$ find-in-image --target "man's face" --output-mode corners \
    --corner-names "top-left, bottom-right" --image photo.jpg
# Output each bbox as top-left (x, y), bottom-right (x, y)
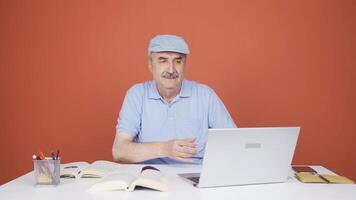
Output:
top-left (149, 51), bottom-right (186, 92)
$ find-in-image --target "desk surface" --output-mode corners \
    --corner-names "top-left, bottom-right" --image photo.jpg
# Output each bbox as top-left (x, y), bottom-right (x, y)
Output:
top-left (1, 164), bottom-right (355, 200)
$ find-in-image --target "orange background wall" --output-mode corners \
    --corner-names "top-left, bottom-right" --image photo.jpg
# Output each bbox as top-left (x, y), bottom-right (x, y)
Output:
top-left (0, 0), bottom-right (355, 185)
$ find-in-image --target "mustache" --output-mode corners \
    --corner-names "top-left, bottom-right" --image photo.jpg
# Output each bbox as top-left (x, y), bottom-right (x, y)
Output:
top-left (161, 71), bottom-right (179, 79)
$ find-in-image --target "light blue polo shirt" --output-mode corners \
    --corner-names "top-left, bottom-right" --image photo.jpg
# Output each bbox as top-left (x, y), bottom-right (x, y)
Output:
top-left (116, 79), bottom-right (236, 164)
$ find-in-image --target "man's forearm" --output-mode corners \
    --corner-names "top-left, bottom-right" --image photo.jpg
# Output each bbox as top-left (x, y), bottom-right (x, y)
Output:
top-left (112, 139), bottom-right (166, 163)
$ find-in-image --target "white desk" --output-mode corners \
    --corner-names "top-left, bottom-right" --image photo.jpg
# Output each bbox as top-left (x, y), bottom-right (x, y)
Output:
top-left (0, 165), bottom-right (355, 200)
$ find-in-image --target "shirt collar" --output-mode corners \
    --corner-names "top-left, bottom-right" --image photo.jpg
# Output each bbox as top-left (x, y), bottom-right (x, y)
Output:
top-left (148, 81), bottom-right (161, 99)
top-left (148, 79), bottom-right (191, 100)
top-left (179, 79), bottom-right (191, 98)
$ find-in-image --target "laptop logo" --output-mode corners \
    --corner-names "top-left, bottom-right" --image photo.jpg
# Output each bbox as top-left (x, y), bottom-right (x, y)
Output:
top-left (245, 143), bottom-right (262, 149)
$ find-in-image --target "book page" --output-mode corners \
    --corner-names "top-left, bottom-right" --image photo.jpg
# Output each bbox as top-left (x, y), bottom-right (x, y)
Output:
top-left (319, 174), bottom-right (355, 184)
top-left (60, 162), bottom-right (90, 178)
top-left (89, 173), bottom-right (137, 191)
top-left (80, 160), bottom-right (121, 178)
top-left (295, 172), bottom-right (327, 183)
top-left (128, 166), bottom-right (169, 192)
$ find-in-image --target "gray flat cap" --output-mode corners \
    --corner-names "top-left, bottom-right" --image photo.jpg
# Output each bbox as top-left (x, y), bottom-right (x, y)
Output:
top-left (148, 34), bottom-right (190, 55)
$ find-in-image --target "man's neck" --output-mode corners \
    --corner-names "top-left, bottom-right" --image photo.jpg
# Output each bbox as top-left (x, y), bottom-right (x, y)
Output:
top-left (157, 85), bottom-right (181, 103)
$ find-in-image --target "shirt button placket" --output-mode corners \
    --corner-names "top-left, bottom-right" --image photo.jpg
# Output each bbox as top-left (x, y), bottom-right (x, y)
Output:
top-left (168, 104), bottom-right (174, 120)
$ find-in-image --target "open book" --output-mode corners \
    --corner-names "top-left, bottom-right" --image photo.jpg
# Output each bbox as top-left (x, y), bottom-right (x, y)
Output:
top-left (295, 172), bottom-right (354, 184)
top-left (60, 160), bottom-right (121, 178)
top-left (293, 165), bottom-right (354, 184)
top-left (89, 166), bottom-right (169, 192)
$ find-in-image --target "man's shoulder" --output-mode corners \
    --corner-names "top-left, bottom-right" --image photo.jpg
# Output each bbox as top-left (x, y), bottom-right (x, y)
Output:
top-left (126, 81), bottom-right (152, 94)
top-left (185, 79), bottom-right (215, 94)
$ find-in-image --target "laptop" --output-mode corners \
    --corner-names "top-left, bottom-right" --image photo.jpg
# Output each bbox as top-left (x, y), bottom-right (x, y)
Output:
top-left (179, 127), bottom-right (300, 188)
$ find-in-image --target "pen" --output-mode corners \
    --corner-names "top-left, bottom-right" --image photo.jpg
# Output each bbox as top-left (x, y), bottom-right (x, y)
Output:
top-left (33, 153), bottom-right (45, 175)
top-left (55, 149), bottom-right (60, 160)
top-left (37, 148), bottom-right (46, 160)
top-left (37, 149), bottom-right (54, 180)
top-left (51, 151), bottom-right (55, 160)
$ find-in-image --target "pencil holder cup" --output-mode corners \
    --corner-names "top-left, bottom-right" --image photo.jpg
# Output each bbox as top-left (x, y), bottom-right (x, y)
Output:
top-left (33, 158), bottom-right (60, 185)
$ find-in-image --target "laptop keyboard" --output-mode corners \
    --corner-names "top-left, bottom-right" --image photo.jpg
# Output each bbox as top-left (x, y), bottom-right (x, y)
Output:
top-left (187, 176), bottom-right (200, 184)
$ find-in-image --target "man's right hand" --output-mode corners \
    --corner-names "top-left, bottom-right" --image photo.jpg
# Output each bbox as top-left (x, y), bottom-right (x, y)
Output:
top-left (161, 138), bottom-right (197, 163)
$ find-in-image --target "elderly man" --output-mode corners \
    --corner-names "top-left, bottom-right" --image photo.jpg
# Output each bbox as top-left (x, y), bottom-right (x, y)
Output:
top-left (112, 34), bottom-right (236, 164)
